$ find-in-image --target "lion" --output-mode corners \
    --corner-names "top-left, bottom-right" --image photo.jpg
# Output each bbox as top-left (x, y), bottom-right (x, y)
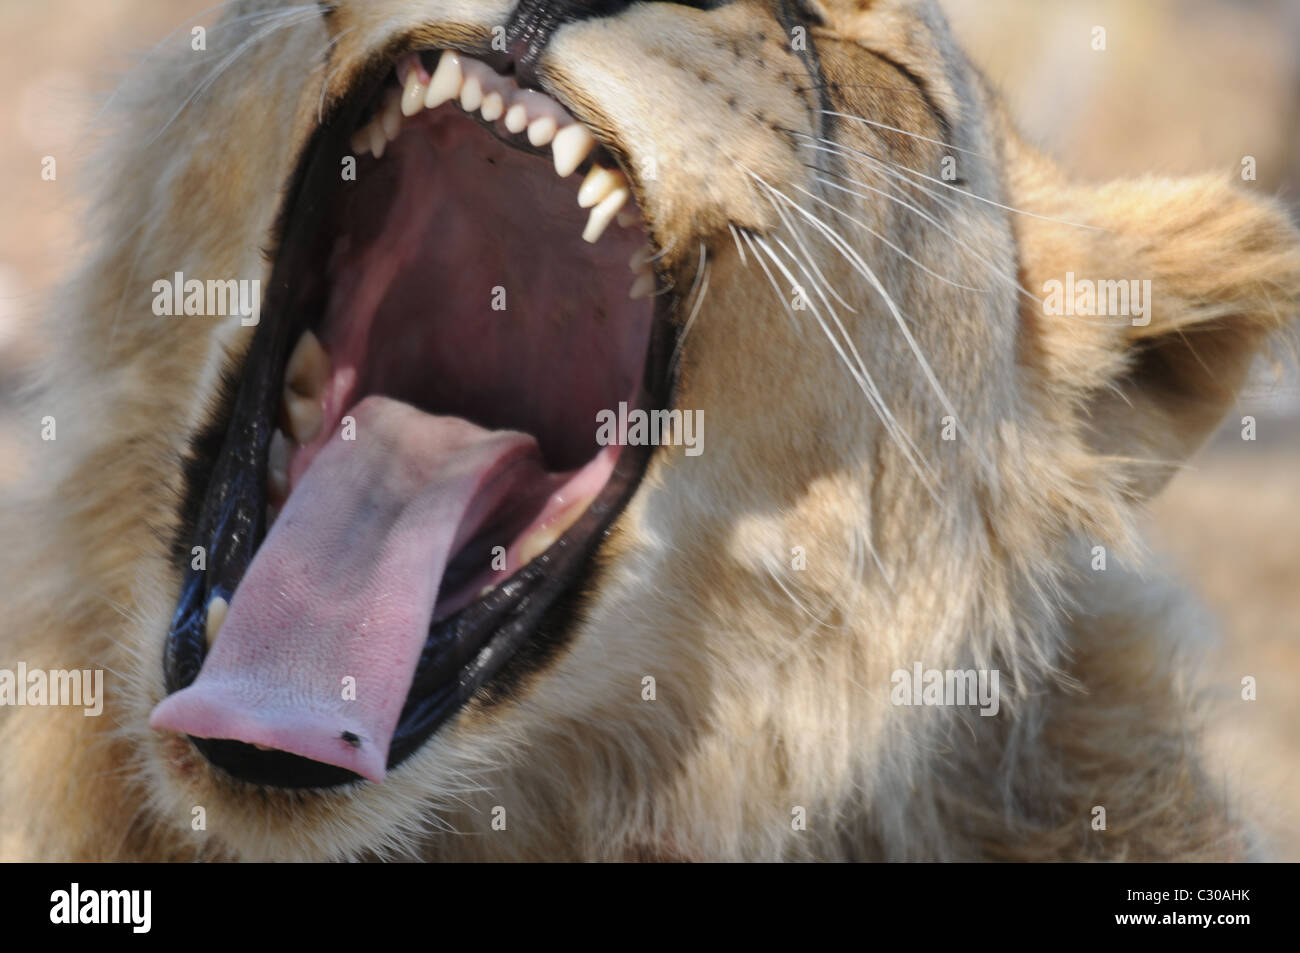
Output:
top-left (1, 0), bottom-right (1297, 862)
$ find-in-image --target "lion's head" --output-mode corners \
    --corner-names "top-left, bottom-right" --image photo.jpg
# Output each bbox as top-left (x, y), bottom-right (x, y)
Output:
top-left (3, 0), bottom-right (1298, 861)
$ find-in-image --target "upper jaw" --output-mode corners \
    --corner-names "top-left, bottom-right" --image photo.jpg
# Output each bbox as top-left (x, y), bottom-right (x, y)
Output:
top-left (348, 46), bottom-right (655, 268)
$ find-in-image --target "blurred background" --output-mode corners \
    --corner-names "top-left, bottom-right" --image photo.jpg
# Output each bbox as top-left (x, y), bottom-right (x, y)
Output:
top-left (943, 0), bottom-right (1300, 859)
top-left (0, 0), bottom-right (1295, 856)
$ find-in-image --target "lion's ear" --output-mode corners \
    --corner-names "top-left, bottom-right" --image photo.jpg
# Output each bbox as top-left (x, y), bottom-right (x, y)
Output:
top-left (1018, 173), bottom-right (1300, 499)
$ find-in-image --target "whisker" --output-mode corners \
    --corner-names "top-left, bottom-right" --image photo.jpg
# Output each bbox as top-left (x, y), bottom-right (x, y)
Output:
top-left (740, 175), bottom-right (936, 475)
top-left (94, 0), bottom-right (274, 121)
top-left (797, 174), bottom-right (992, 294)
top-left (746, 218), bottom-right (943, 500)
top-left (759, 188), bottom-right (858, 314)
top-left (746, 168), bottom-right (994, 478)
top-left (728, 223), bottom-right (749, 268)
top-left (808, 166), bottom-right (1036, 302)
top-left (791, 131), bottom-right (1107, 231)
top-left (669, 242), bottom-right (711, 379)
top-left (316, 27), bottom-right (359, 123)
top-left (820, 109), bottom-right (990, 160)
top-left (150, 6), bottom-right (322, 146)
top-left (763, 557), bottom-right (838, 628)
top-left (757, 224), bottom-right (942, 496)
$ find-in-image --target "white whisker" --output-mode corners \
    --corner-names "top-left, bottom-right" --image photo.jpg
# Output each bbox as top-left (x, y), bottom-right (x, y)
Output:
top-left (798, 174), bottom-right (992, 294)
top-left (669, 243), bottom-right (711, 379)
top-left (317, 27), bottom-right (359, 123)
top-left (809, 167), bottom-right (1036, 303)
top-left (793, 131), bottom-right (1106, 231)
top-left (820, 109), bottom-right (990, 159)
top-left (746, 168), bottom-right (994, 477)
top-left (150, 6), bottom-right (321, 146)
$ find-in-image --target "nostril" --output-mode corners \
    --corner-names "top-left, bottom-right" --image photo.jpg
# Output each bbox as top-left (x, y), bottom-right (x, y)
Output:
top-left (505, 0), bottom-right (560, 89)
top-left (508, 38), bottom-right (544, 91)
top-left (503, 0), bottom-right (639, 91)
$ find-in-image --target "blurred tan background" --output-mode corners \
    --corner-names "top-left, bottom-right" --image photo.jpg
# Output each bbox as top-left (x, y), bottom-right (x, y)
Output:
top-left (943, 0), bottom-right (1300, 860)
top-left (0, 0), bottom-right (1296, 856)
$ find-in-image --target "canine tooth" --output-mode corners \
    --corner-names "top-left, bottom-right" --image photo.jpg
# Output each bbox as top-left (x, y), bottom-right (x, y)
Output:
top-left (285, 393), bottom-right (323, 444)
top-left (401, 70), bottom-right (428, 117)
top-left (205, 596), bottom-right (228, 649)
top-left (268, 430), bottom-right (291, 499)
top-left (459, 76), bottom-right (483, 112)
top-left (286, 330), bottom-right (330, 398)
top-left (381, 92), bottom-right (403, 140)
top-left (583, 187), bottom-right (630, 244)
top-left (481, 91), bottom-right (504, 122)
top-left (527, 116), bottom-right (557, 147)
top-left (552, 124), bottom-right (595, 178)
top-left (629, 272), bottom-right (656, 300)
top-left (350, 128), bottom-right (371, 156)
top-left (504, 103), bottom-right (528, 134)
top-left (368, 123), bottom-right (387, 158)
top-left (424, 52), bottom-right (463, 109)
top-left (578, 165), bottom-right (623, 209)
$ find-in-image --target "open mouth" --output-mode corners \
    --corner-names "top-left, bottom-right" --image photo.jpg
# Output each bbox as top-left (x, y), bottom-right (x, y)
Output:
top-left (151, 49), bottom-right (674, 788)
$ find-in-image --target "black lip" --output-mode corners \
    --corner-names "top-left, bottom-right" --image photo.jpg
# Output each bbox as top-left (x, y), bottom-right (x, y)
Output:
top-left (162, 50), bottom-right (676, 789)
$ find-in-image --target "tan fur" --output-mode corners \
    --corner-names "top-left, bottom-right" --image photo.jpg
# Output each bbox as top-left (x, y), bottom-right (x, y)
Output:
top-left (2, 0), bottom-right (1297, 861)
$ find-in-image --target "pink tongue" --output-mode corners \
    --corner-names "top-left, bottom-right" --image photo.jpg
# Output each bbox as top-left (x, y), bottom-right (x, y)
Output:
top-left (150, 395), bottom-right (542, 782)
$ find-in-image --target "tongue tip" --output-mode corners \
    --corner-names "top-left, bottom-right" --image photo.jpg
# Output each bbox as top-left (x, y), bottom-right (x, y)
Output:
top-left (150, 688), bottom-right (389, 784)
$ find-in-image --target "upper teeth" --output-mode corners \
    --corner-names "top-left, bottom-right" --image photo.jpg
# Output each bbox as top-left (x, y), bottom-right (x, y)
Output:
top-left (352, 50), bottom-right (641, 249)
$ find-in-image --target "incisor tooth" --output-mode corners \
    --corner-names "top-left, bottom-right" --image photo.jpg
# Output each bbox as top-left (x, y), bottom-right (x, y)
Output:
top-left (285, 393), bottom-right (323, 444)
top-left (527, 116), bottom-right (557, 147)
top-left (583, 187), bottom-right (630, 244)
top-left (518, 505), bottom-right (586, 567)
top-left (368, 123), bottom-right (387, 159)
top-left (629, 272), bottom-right (656, 300)
top-left (551, 124), bottom-right (595, 178)
top-left (617, 208), bottom-right (640, 228)
top-left (424, 52), bottom-right (462, 109)
top-left (286, 330), bottom-right (331, 398)
top-left (401, 71), bottom-right (428, 117)
top-left (268, 430), bottom-right (291, 499)
top-left (481, 91), bottom-right (504, 122)
top-left (459, 76), bottom-right (483, 112)
top-left (504, 103), bottom-right (528, 134)
top-left (205, 596), bottom-right (228, 649)
top-left (578, 165), bottom-right (623, 209)
top-left (350, 128), bottom-right (371, 156)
